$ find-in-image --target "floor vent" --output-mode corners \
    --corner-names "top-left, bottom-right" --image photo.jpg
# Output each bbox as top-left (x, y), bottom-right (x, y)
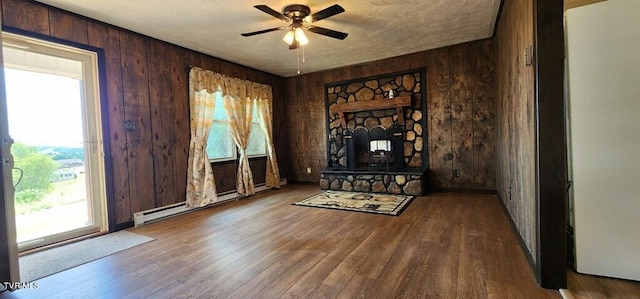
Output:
top-left (133, 179), bottom-right (287, 226)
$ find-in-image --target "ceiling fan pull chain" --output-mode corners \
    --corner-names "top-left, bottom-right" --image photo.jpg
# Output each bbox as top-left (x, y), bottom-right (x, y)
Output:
top-left (302, 45), bottom-right (306, 63)
top-left (297, 46), bottom-right (301, 74)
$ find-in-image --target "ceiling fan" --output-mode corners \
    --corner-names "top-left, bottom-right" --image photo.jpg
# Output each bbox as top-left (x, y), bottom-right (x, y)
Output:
top-left (241, 4), bottom-right (348, 50)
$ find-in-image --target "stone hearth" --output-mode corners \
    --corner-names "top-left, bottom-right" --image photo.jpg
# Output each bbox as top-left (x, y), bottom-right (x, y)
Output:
top-left (320, 169), bottom-right (426, 196)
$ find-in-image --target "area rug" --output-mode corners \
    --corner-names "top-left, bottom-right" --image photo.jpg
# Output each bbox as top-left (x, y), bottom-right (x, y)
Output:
top-left (20, 230), bottom-right (154, 282)
top-left (293, 190), bottom-right (414, 216)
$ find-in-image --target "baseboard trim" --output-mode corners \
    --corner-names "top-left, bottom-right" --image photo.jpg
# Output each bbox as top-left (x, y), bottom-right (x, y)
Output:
top-left (496, 192), bottom-right (537, 273)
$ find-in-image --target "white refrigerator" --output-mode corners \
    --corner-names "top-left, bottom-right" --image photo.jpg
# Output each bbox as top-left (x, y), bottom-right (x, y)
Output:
top-left (565, 0), bottom-right (640, 281)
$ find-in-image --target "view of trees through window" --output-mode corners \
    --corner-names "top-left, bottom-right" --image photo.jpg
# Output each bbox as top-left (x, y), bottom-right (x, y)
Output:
top-left (11, 142), bottom-right (84, 206)
top-left (206, 92), bottom-right (235, 161)
top-left (4, 67), bottom-right (87, 215)
top-left (206, 92), bottom-right (267, 161)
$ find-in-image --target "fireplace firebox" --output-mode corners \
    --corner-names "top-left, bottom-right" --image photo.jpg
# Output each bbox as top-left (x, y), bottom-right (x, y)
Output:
top-left (345, 125), bottom-right (404, 170)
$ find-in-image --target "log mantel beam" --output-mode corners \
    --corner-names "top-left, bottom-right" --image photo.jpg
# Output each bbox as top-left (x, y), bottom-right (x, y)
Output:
top-left (329, 96), bottom-right (412, 127)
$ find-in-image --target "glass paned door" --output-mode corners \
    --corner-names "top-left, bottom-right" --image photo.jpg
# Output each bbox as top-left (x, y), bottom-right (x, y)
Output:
top-left (2, 33), bottom-right (107, 251)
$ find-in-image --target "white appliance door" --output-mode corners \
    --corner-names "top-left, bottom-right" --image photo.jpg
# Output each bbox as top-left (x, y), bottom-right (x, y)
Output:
top-left (566, 0), bottom-right (640, 281)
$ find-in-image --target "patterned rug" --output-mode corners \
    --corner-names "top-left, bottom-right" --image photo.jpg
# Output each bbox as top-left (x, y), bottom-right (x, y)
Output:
top-left (293, 190), bottom-right (414, 216)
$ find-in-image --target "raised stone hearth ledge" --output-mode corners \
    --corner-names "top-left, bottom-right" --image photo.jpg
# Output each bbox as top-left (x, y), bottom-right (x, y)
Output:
top-left (320, 168), bottom-right (427, 196)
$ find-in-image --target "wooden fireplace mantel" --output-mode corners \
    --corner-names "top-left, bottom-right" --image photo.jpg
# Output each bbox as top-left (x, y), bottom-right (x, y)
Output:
top-left (329, 96), bottom-right (412, 128)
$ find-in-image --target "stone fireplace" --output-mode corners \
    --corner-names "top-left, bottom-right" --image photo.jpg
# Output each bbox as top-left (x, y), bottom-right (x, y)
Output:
top-left (321, 69), bottom-right (428, 196)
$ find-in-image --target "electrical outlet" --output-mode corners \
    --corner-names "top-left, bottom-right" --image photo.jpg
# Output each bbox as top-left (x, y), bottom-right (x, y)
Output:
top-left (306, 167), bottom-right (312, 174)
top-left (452, 169), bottom-right (461, 178)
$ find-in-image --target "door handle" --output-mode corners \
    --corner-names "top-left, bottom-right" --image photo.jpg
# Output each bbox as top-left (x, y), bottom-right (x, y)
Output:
top-left (12, 167), bottom-right (23, 188)
top-left (2, 136), bottom-right (14, 166)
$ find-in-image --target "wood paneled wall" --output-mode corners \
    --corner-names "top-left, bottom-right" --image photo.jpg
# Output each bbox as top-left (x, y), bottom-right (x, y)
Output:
top-left (284, 39), bottom-right (496, 191)
top-left (495, 0), bottom-right (538, 262)
top-left (0, 0), bottom-right (287, 227)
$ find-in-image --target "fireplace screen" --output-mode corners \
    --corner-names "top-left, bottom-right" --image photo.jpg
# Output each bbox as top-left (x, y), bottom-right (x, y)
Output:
top-left (344, 125), bottom-right (404, 170)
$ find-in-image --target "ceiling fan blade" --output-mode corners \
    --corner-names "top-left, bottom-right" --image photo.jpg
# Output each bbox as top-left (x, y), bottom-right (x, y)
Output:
top-left (241, 27), bottom-right (287, 37)
top-left (307, 26), bottom-right (348, 40)
top-left (311, 4), bottom-right (345, 22)
top-left (254, 5), bottom-right (291, 22)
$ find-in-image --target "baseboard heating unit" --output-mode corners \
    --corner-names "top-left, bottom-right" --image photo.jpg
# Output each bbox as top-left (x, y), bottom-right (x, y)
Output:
top-left (133, 179), bottom-right (287, 226)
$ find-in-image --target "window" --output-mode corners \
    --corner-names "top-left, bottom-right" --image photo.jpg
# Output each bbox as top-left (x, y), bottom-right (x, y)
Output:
top-left (205, 92), bottom-right (235, 161)
top-left (246, 100), bottom-right (267, 157)
top-left (205, 93), bottom-right (267, 161)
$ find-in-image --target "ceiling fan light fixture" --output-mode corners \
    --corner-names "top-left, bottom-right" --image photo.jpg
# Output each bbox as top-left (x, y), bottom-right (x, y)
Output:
top-left (282, 30), bottom-right (295, 45)
top-left (243, 3), bottom-right (347, 51)
top-left (295, 28), bottom-right (309, 45)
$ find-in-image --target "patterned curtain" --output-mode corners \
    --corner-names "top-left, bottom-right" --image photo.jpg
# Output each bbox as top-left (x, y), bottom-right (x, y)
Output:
top-left (186, 66), bottom-right (277, 201)
top-left (222, 77), bottom-right (255, 196)
top-left (186, 67), bottom-right (223, 207)
top-left (256, 90), bottom-right (280, 188)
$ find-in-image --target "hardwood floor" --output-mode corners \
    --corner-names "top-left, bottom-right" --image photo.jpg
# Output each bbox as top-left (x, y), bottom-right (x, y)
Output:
top-left (1, 185), bottom-right (560, 298)
top-left (567, 270), bottom-right (640, 298)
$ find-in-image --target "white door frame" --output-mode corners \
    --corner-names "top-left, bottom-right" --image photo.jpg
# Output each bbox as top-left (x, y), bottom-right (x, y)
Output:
top-left (0, 27), bottom-right (21, 289)
top-left (2, 32), bottom-right (108, 252)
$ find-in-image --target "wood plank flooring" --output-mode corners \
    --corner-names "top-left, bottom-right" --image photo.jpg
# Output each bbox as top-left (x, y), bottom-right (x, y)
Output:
top-left (1, 185), bottom-right (560, 298)
top-left (567, 270), bottom-right (640, 298)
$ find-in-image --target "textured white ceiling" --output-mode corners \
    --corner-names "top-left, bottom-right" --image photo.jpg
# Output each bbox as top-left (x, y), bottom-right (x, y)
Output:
top-left (35, 0), bottom-right (501, 78)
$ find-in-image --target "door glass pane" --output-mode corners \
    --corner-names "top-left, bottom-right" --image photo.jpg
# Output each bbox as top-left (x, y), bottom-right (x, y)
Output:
top-left (5, 68), bottom-right (91, 243)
